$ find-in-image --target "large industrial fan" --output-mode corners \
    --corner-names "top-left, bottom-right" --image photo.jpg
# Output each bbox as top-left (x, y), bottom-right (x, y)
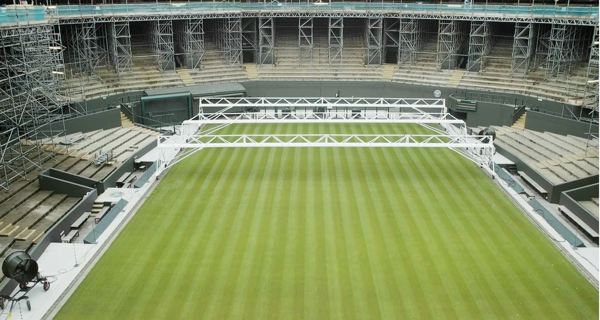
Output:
top-left (0, 251), bottom-right (50, 311)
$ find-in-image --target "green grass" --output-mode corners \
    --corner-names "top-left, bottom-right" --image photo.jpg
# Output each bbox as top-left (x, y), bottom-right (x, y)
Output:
top-left (57, 124), bottom-right (598, 319)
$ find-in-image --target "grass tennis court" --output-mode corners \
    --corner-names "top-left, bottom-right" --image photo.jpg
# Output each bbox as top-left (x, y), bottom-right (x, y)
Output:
top-left (57, 124), bottom-right (598, 319)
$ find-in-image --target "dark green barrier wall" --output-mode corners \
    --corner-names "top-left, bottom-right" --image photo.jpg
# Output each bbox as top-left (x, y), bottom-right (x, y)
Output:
top-left (525, 110), bottom-right (598, 138)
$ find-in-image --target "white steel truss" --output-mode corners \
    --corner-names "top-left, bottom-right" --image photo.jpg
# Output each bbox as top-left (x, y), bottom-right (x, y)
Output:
top-left (467, 21), bottom-right (491, 72)
top-left (152, 20), bottom-right (175, 71)
top-left (298, 17), bottom-right (314, 65)
top-left (156, 97), bottom-right (496, 172)
top-left (366, 17), bottom-right (383, 65)
top-left (512, 22), bottom-right (536, 75)
top-left (328, 17), bottom-right (344, 64)
top-left (258, 17), bottom-right (275, 65)
top-left (195, 97), bottom-right (446, 110)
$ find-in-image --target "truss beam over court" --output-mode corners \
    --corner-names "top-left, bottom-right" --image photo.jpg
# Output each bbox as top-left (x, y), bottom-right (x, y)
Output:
top-left (196, 97), bottom-right (446, 111)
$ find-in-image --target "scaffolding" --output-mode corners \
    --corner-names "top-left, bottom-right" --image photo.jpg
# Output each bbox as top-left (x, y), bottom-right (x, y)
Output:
top-left (533, 25), bottom-right (550, 70)
top-left (241, 18), bottom-right (257, 62)
top-left (546, 23), bottom-right (577, 78)
top-left (225, 18), bottom-right (243, 65)
top-left (365, 17), bottom-right (383, 65)
top-left (0, 25), bottom-right (67, 190)
top-left (152, 20), bottom-right (175, 72)
top-left (437, 20), bottom-right (466, 70)
top-left (71, 22), bottom-right (99, 76)
top-left (299, 17), bottom-right (314, 65)
top-left (383, 18), bottom-right (399, 64)
top-left (584, 27), bottom-right (599, 111)
top-left (183, 19), bottom-right (204, 70)
top-left (511, 22), bottom-right (536, 75)
top-left (107, 21), bottom-right (132, 75)
top-left (328, 17), bottom-right (344, 64)
top-left (399, 18), bottom-right (420, 65)
top-left (258, 17), bottom-right (275, 65)
top-left (466, 21), bottom-right (491, 72)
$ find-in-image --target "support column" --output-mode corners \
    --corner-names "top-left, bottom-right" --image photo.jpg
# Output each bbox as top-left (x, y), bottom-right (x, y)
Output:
top-left (226, 18), bottom-right (242, 65)
top-left (546, 23), bottom-right (577, 78)
top-left (511, 22), bottom-right (536, 75)
top-left (383, 18), bottom-right (399, 64)
top-left (152, 20), bottom-right (175, 72)
top-left (399, 18), bottom-right (420, 65)
top-left (467, 21), bottom-right (491, 72)
top-left (108, 21), bottom-right (132, 74)
top-left (183, 19), bottom-right (204, 70)
top-left (258, 17), bottom-right (275, 65)
top-left (242, 18), bottom-right (257, 62)
top-left (328, 17), bottom-right (343, 65)
top-left (299, 17), bottom-right (313, 64)
top-left (584, 27), bottom-right (599, 110)
top-left (365, 17), bottom-right (383, 65)
top-left (437, 20), bottom-right (459, 70)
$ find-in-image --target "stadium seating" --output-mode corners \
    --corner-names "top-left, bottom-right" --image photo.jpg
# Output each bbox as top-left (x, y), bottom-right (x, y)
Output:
top-left (493, 126), bottom-right (598, 185)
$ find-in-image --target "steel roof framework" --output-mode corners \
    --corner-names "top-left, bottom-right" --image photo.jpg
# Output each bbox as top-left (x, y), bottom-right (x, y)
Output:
top-left (157, 97), bottom-right (495, 172)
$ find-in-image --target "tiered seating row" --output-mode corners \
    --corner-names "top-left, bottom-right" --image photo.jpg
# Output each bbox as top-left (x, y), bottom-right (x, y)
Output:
top-left (493, 126), bottom-right (598, 185)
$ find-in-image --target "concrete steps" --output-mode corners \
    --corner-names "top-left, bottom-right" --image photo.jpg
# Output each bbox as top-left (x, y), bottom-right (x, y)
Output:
top-left (120, 112), bottom-right (134, 128)
top-left (512, 112), bottom-right (527, 130)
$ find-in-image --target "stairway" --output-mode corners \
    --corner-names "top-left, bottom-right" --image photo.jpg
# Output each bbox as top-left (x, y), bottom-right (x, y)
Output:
top-left (176, 69), bottom-right (195, 86)
top-left (382, 64), bottom-right (396, 80)
top-left (245, 64), bottom-right (258, 80)
top-left (448, 70), bottom-right (465, 88)
top-left (512, 112), bottom-right (527, 129)
top-left (120, 111), bottom-right (134, 128)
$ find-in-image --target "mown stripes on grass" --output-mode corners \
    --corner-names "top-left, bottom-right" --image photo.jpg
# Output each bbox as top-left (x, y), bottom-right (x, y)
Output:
top-left (57, 124), bottom-right (598, 320)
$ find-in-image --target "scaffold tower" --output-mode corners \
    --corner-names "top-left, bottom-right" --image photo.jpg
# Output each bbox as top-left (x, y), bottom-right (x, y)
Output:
top-left (0, 25), bottom-right (67, 190)
top-left (152, 20), bottom-right (175, 72)
top-left (299, 17), bottom-right (314, 65)
top-left (225, 18), bottom-right (243, 65)
top-left (466, 21), bottom-right (491, 72)
top-left (328, 17), bottom-right (344, 64)
top-left (366, 17), bottom-right (383, 65)
top-left (183, 19), bottom-right (205, 70)
top-left (512, 22), bottom-right (536, 75)
top-left (398, 18), bottom-right (420, 65)
top-left (584, 26), bottom-right (599, 111)
top-left (107, 21), bottom-right (132, 75)
top-left (258, 17), bottom-right (275, 65)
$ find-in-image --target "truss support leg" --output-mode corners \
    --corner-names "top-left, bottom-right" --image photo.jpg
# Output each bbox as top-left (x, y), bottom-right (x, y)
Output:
top-left (328, 17), bottom-right (343, 65)
top-left (108, 21), bottom-right (132, 74)
top-left (258, 17), bottom-right (275, 65)
top-left (152, 20), bottom-right (175, 72)
top-left (365, 17), bottom-right (383, 65)
top-left (467, 21), bottom-right (491, 72)
top-left (511, 22), bottom-right (536, 75)
top-left (299, 17), bottom-right (313, 65)
top-left (225, 18), bottom-right (242, 65)
top-left (183, 19), bottom-right (204, 70)
top-left (399, 18), bottom-right (420, 65)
